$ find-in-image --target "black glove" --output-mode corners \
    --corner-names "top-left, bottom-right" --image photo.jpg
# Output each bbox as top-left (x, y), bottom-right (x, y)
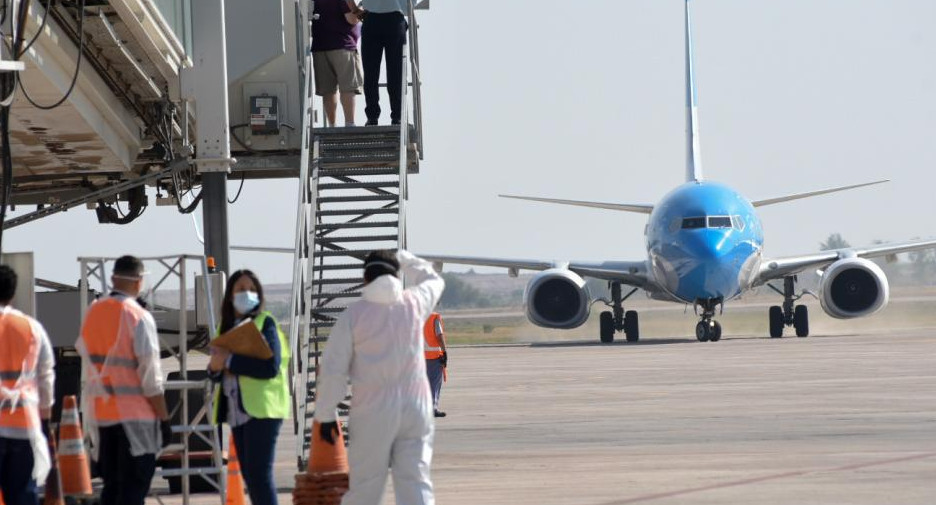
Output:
top-left (160, 420), bottom-right (173, 448)
top-left (319, 421), bottom-right (340, 445)
top-left (439, 351), bottom-right (448, 367)
top-left (41, 421), bottom-right (53, 443)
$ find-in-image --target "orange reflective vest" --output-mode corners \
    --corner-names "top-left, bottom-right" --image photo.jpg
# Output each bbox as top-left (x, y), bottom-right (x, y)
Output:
top-left (423, 313), bottom-right (444, 360)
top-left (0, 309), bottom-right (41, 434)
top-left (79, 297), bottom-right (158, 423)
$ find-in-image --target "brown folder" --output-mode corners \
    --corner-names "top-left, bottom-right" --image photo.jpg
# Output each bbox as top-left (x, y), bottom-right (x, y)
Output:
top-left (210, 319), bottom-right (273, 360)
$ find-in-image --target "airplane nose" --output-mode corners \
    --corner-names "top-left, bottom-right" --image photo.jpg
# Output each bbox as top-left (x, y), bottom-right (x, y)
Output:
top-left (683, 229), bottom-right (732, 260)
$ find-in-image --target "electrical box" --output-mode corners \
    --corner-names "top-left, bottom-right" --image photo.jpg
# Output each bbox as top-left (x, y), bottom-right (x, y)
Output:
top-left (250, 94), bottom-right (279, 135)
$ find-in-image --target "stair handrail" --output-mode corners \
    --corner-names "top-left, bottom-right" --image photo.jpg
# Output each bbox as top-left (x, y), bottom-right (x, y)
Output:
top-left (398, 50), bottom-right (410, 250)
top-left (288, 0), bottom-right (316, 450)
top-left (407, 0), bottom-right (424, 158)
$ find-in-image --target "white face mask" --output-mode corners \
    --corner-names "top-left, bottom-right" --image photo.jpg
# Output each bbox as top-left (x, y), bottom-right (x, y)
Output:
top-left (233, 291), bottom-right (260, 314)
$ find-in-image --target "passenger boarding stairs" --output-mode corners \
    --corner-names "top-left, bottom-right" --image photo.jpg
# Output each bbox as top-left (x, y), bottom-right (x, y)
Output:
top-left (288, 0), bottom-right (426, 470)
top-left (290, 125), bottom-right (418, 468)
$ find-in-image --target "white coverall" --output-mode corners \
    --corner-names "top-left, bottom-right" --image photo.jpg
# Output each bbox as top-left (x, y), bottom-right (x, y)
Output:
top-left (315, 251), bottom-right (445, 505)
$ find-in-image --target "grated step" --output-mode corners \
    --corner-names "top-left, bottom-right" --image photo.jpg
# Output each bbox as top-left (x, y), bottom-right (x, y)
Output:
top-left (311, 306), bottom-right (347, 313)
top-left (309, 292), bottom-right (362, 300)
top-left (317, 208), bottom-right (398, 217)
top-left (312, 249), bottom-right (374, 258)
top-left (318, 181), bottom-right (399, 190)
top-left (317, 221), bottom-right (398, 230)
top-left (311, 263), bottom-right (364, 271)
top-left (319, 167), bottom-right (400, 177)
top-left (315, 235), bottom-right (398, 243)
top-left (312, 277), bottom-right (364, 285)
top-left (318, 195), bottom-right (398, 203)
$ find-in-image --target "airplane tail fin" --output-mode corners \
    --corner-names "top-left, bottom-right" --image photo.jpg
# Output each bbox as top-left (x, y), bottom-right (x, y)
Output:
top-left (751, 180), bottom-right (889, 207)
top-left (500, 195), bottom-right (654, 214)
top-left (685, 0), bottom-right (703, 183)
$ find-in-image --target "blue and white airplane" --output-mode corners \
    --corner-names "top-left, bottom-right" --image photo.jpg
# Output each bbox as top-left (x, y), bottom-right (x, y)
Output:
top-left (425, 0), bottom-right (936, 343)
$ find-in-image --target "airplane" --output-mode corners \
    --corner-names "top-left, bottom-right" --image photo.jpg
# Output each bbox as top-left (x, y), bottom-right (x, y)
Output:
top-left (423, 0), bottom-right (936, 343)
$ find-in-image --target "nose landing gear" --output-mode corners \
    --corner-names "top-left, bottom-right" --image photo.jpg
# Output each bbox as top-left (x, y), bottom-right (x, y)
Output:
top-left (695, 298), bottom-right (723, 342)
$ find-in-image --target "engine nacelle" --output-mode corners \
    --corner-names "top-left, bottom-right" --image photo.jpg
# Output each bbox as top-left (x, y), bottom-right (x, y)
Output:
top-left (819, 258), bottom-right (889, 319)
top-left (523, 269), bottom-right (591, 329)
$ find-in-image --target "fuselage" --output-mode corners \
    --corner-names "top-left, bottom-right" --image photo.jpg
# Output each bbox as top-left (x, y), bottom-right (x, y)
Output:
top-left (646, 181), bottom-right (764, 305)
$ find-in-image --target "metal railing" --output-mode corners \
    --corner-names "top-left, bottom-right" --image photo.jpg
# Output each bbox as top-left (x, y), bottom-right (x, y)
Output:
top-left (407, 0), bottom-right (424, 158)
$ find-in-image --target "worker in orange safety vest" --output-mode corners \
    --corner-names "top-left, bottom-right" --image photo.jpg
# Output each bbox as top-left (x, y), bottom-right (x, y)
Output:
top-left (75, 255), bottom-right (171, 505)
top-left (0, 264), bottom-right (55, 505)
top-left (423, 312), bottom-right (448, 418)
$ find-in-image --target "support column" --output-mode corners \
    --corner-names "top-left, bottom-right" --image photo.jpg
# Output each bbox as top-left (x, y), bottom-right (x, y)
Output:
top-left (190, 0), bottom-right (234, 273)
top-left (202, 174), bottom-right (230, 273)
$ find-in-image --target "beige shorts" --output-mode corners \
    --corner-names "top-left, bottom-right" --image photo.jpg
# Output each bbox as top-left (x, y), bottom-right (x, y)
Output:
top-left (313, 49), bottom-right (364, 96)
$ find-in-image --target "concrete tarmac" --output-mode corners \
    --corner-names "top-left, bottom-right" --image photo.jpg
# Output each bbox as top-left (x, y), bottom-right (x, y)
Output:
top-left (150, 329), bottom-right (936, 504)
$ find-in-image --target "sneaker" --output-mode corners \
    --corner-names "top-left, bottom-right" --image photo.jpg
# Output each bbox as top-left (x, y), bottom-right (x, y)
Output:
top-left (365, 119), bottom-right (379, 126)
top-left (434, 410), bottom-right (447, 418)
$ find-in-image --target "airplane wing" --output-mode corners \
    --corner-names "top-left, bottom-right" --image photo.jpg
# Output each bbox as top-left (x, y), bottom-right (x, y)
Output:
top-left (422, 254), bottom-right (655, 290)
top-left (756, 238), bottom-right (936, 285)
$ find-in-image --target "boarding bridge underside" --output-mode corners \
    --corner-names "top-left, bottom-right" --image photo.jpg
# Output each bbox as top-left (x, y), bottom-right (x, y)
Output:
top-left (1, 0), bottom-right (429, 474)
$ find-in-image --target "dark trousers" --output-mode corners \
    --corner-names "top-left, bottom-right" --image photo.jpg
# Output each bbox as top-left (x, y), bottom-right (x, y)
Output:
top-left (0, 437), bottom-right (37, 505)
top-left (232, 418), bottom-right (283, 505)
top-left (426, 358), bottom-right (444, 410)
top-left (98, 425), bottom-right (156, 505)
top-left (361, 12), bottom-right (408, 123)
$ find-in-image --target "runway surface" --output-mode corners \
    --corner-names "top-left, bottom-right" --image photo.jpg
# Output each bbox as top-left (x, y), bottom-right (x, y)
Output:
top-left (150, 329), bottom-right (936, 504)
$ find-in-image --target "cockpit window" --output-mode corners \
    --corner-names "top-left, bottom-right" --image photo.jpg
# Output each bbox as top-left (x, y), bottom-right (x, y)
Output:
top-left (708, 216), bottom-right (733, 228)
top-left (681, 217), bottom-right (706, 229)
top-left (733, 215), bottom-right (745, 231)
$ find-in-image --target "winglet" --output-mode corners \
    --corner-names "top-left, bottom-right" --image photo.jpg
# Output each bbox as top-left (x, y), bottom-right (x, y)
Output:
top-left (751, 180), bottom-right (889, 208)
top-left (499, 195), bottom-right (654, 214)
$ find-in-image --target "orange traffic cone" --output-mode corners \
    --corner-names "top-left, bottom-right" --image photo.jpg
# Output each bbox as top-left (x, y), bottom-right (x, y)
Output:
top-left (43, 427), bottom-right (65, 505)
top-left (308, 420), bottom-right (348, 474)
top-left (293, 421), bottom-right (349, 505)
top-left (57, 396), bottom-right (92, 497)
top-left (226, 435), bottom-right (247, 505)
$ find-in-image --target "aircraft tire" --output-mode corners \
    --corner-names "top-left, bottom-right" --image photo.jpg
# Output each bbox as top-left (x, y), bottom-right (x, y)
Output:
top-left (695, 321), bottom-right (710, 342)
top-left (794, 305), bottom-right (809, 338)
top-left (710, 321), bottom-right (722, 342)
top-left (624, 311), bottom-right (639, 342)
top-left (600, 311), bottom-right (614, 343)
top-left (769, 306), bottom-right (784, 338)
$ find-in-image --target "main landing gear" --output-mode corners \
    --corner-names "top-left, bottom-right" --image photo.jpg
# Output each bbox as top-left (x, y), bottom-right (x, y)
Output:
top-left (695, 298), bottom-right (722, 342)
top-left (599, 282), bottom-right (640, 344)
top-left (767, 276), bottom-right (810, 338)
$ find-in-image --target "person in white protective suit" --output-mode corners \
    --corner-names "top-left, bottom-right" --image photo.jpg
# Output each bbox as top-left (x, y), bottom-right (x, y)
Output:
top-left (315, 250), bottom-right (445, 505)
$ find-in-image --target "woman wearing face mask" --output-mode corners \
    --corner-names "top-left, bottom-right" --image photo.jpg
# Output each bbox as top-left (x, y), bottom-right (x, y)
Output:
top-left (208, 269), bottom-right (290, 505)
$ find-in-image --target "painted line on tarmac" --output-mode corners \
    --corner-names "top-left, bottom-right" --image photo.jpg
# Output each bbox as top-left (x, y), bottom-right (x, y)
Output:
top-left (601, 451), bottom-right (936, 504)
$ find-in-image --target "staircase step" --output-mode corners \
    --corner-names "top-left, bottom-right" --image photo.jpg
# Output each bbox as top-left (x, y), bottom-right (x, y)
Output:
top-left (311, 263), bottom-right (364, 271)
top-left (317, 208), bottom-right (398, 217)
top-left (312, 249), bottom-right (373, 258)
top-left (309, 292), bottom-right (362, 300)
top-left (311, 306), bottom-right (347, 313)
top-left (317, 221), bottom-right (398, 230)
top-left (320, 167), bottom-right (400, 177)
top-left (318, 181), bottom-right (399, 190)
top-left (312, 277), bottom-right (364, 285)
top-left (318, 195), bottom-right (399, 203)
top-left (316, 235), bottom-right (398, 243)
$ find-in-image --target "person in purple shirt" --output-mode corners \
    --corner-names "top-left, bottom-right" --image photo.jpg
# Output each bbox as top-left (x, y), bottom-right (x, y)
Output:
top-left (312, 0), bottom-right (365, 127)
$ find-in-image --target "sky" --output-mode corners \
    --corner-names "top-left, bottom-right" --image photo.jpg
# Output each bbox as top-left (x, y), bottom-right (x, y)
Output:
top-left (5, 0), bottom-right (936, 287)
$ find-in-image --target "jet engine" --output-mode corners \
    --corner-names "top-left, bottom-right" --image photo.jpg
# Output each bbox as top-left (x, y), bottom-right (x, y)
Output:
top-left (524, 269), bottom-right (591, 329)
top-left (819, 258), bottom-right (889, 319)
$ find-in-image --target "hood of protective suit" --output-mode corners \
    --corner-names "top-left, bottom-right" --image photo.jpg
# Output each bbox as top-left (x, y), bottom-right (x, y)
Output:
top-left (361, 274), bottom-right (403, 305)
